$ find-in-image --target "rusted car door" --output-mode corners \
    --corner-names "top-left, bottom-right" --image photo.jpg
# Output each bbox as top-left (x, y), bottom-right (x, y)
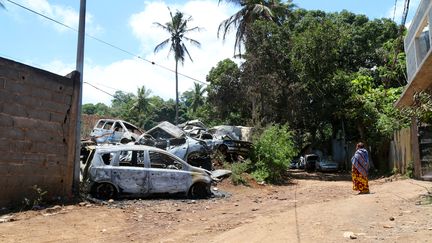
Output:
top-left (111, 150), bottom-right (149, 195)
top-left (147, 151), bottom-right (190, 194)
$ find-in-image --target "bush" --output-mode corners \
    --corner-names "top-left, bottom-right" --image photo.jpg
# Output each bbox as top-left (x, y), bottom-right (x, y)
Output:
top-left (251, 124), bottom-right (298, 183)
top-left (405, 160), bottom-right (414, 178)
top-left (225, 160), bottom-right (251, 185)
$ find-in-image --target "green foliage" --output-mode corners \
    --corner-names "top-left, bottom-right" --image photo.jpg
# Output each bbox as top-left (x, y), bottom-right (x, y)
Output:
top-left (225, 160), bottom-right (251, 185)
top-left (206, 59), bottom-right (249, 125)
top-left (82, 103), bottom-right (110, 116)
top-left (405, 160), bottom-right (414, 178)
top-left (346, 72), bottom-right (408, 146)
top-left (402, 91), bottom-right (432, 124)
top-left (251, 124), bottom-right (297, 183)
top-left (22, 185), bottom-right (47, 210)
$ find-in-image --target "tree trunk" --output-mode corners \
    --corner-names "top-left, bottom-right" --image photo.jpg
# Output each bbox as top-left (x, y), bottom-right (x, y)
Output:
top-left (175, 60), bottom-right (179, 125)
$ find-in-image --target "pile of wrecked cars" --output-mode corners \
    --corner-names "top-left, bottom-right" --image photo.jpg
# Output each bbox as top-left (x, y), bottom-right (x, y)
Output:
top-left (80, 119), bottom-right (252, 200)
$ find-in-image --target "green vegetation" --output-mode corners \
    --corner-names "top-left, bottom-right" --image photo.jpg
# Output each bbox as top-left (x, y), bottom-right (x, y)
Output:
top-left (22, 185), bottom-right (47, 210)
top-left (405, 160), bottom-right (414, 178)
top-left (225, 160), bottom-right (252, 186)
top-left (82, 8), bottom-right (411, 180)
top-left (251, 124), bottom-right (297, 183)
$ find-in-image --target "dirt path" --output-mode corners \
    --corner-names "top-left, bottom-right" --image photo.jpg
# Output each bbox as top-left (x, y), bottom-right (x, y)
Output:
top-left (0, 173), bottom-right (431, 243)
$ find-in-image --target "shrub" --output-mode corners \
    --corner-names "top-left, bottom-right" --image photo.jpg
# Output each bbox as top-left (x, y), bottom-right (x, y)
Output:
top-left (405, 160), bottom-right (414, 178)
top-left (227, 160), bottom-right (251, 185)
top-left (251, 124), bottom-right (298, 183)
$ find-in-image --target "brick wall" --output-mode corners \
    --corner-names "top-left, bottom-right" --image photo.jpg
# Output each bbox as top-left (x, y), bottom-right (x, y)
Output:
top-left (0, 57), bottom-right (80, 207)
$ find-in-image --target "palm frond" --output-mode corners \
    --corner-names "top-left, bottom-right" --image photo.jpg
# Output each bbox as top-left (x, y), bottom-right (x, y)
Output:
top-left (182, 43), bottom-right (193, 63)
top-left (186, 26), bottom-right (202, 32)
top-left (153, 22), bottom-right (170, 32)
top-left (154, 38), bottom-right (170, 53)
top-left (184, 37), bottom-right (201, 48)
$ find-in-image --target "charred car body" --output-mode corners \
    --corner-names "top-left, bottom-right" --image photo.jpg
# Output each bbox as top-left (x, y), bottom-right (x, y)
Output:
top-left (80, 144), bottom-right (230, 199)
top-left (90, 119), bottom-right (143, 144)
top-left (179, 121), bottom-right (253, 161)
top-left (138, 121), bottom-right (213, 170)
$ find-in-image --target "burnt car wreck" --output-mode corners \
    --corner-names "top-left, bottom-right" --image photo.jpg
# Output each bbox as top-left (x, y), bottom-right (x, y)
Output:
top-left (79, 119), bottom-right (257, 200)
top-left (138, 121), bottom-right (213, 170)
top-left (90, 119), bottom-right (143, 144)
top-left (80, 144), bottom-right (231, 199)
top-left (179, 121), bottom-right (253, 161)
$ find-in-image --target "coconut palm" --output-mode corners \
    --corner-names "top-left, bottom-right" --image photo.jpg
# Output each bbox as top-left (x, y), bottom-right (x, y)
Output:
top-left (130, 86), bottom-right (152, 128)
top-left (154, 9), bottom-right (202, 124)
top-left (190, 83), bottom-right (206, 112)
top-left (131, 86), bottom-right (152, 114)
top-left (218, 0), bottom-right (294, 56)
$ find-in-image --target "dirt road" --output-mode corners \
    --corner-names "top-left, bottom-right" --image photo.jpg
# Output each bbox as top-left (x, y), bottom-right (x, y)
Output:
top-left (0, 172), bottom-right (431, 242)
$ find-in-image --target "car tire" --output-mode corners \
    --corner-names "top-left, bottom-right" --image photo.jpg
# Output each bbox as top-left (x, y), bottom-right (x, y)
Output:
top-left (92, 183), bottom-right (117, 200)
top-left (189, 182), bottom-right (209, 199)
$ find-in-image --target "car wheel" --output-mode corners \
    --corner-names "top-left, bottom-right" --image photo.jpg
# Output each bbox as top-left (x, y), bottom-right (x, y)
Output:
top-left (189, 182), bottom-right (209, 199)
top-left (92, 183), bottom-right (117, 200)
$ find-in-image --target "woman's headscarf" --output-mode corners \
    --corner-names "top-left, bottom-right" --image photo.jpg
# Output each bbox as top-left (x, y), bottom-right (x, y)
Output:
top-left (352, 148), bottom-right (369, 177)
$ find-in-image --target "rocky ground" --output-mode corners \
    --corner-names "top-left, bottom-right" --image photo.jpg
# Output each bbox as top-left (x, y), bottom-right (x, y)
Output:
top-left (0, 171), bottom-right (431, 243)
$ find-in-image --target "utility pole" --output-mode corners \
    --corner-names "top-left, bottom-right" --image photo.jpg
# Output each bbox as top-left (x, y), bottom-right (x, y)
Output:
top-left (73, 0), bottom-right (86, 194)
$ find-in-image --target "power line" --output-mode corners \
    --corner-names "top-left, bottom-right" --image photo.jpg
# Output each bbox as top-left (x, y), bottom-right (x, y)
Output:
top-left (83, 81), bottom-right (116, 98)
top-left (5, 0), bottom-right (209, 86)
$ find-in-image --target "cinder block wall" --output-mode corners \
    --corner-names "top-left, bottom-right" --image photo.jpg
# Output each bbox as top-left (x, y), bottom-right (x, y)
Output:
top-left (0, 57), bottom-right (80, 207)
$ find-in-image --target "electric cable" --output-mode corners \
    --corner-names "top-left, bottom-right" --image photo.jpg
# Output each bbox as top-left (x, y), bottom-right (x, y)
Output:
top-left (5, 0), bottom-right (209, 85)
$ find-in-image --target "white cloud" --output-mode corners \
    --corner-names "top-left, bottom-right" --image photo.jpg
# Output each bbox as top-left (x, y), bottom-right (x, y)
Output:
top-left (21, 0), bottom-right (103, 34)
top-left (42, 0), bottom-right (240, 106)
top-left (126, 0), bottom-right (239, 96)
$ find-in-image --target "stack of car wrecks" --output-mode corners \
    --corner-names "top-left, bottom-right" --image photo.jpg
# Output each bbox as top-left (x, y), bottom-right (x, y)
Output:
top-left (80, 119), bottom-right (253, 200)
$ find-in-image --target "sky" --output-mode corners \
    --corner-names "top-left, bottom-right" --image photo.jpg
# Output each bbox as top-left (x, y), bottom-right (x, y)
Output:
top-left (0, 0), bottom-right (421, 105)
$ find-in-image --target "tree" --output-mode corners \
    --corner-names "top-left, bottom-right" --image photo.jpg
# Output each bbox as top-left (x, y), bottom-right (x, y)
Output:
top-left (218, 0), bottom-right (294, 56)
top-left (130, 86), bottom-right (152, 128)
top-left (154, 9), bottom-right (202, 125)
top-left (189, 83), bottom-right (206, 112)
top-left (207, 59), bottom-right (249, 124)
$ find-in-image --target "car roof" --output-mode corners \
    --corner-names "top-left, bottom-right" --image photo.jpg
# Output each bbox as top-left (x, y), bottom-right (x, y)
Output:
top-left (94, 144), bottom-right (186, 161)
top-left (95, 144), bottom-right (163, 152)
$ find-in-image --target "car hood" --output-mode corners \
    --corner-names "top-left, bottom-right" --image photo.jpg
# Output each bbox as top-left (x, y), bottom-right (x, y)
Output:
top-left (319, 161), bottom-right (338, 166)
top-left (190, 166), bottom-right (231, 181)
top-left (211, 169), bottom-right (232, 180)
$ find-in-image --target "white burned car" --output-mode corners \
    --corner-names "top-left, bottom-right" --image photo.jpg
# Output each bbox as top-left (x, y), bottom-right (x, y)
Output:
top-left (81, 144), bottom-right (230, 199)
top-left (90, 119), bottom-right (143, 144)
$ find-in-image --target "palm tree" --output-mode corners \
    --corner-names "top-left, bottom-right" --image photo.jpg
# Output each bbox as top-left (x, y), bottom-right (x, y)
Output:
top-left (0, 1), bottom-right (5, 9)
top-left (154, 9), bottom-right (202, 124)
top-left (130, 86), bottom-right (152, 128)
top-left (131, 86), bottom-right (152, 114)
top-left (218, 0), bottom-right (294, 56)
top-left (190, 82), bottom-right (206, 112)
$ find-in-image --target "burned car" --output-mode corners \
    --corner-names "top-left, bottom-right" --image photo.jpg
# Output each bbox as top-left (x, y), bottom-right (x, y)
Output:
top-left (81, 144), bottom-right (230, 199)
top-left (138, 121), bottom-right (213, 170)
top-left (179, 121), bottom-right (253, 161)
top-left (315, 158), bottom-right (339, 172)
top-left (90, 119), bottom-right (143, 144)
top-left (304, 154), bottom-right (320, 172)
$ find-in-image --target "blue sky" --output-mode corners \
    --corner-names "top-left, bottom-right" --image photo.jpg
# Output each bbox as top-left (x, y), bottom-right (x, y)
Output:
top-left (0, 0), bottom-right (421, 105)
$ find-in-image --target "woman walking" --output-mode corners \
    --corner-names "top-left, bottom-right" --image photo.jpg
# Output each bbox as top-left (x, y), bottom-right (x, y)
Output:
top-left (351, 142), bottom-right (370, 194)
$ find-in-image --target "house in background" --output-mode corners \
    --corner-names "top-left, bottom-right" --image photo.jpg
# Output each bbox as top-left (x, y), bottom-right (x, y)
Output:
top-left (395, 0), bottom-right (432, 180)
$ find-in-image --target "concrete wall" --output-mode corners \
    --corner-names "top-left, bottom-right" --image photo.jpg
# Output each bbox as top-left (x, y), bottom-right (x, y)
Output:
top-left (0, 57), bottom-right (80, 207)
